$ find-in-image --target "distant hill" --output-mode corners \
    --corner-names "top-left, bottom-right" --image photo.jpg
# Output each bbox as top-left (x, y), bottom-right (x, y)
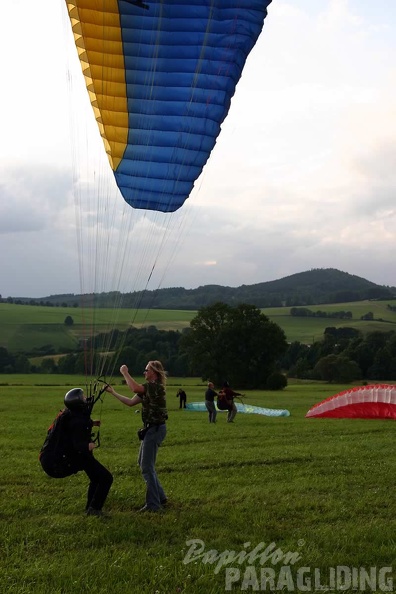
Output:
top-left (6, 268), bottom-right (396, 309)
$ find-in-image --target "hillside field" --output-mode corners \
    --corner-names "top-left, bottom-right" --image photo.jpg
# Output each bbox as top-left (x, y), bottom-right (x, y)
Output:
top-left (1, 300), bottom-right (396, 354)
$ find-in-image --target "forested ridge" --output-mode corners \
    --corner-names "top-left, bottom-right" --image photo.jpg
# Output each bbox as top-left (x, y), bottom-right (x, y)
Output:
top-left (6, 268), bottom-right (395, 309)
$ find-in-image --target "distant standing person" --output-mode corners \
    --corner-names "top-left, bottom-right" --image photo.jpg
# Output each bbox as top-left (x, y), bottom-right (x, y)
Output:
top-left (205, 382), bottom-right (218, 423)
top-left (176, 388), bottom-right (187, 409)
top-left (218, 381), bottom-right (243, 423)
top-left (105, 361), bottom-right (168, 512)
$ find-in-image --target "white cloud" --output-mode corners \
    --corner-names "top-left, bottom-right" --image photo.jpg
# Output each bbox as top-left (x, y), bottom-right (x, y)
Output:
top-left (0, 165), bottom-right (73, 234)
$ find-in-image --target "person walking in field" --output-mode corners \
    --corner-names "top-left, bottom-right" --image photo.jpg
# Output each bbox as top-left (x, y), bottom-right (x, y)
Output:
top-left (105, 360), bottom-right (168, 513)
top-left (176, 388), bottom-right (187, 408)
top-left (204, 381), bottom-right (218, 423)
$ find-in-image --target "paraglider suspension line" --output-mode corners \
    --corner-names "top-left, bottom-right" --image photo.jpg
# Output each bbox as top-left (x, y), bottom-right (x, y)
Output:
top-left (86, 376), bottom-right (109, 448)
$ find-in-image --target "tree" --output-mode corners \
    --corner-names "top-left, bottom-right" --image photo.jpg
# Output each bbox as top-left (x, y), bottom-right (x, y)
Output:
top-left (0, 347), bottom-right (15, 373)
top-left (182, 302), bottom-right (288, 388)
top-left (181, 302), bottom-right (230, 383)
top-left (14, 354), bottom-right (31, 374)
top-left (64, 315), bottom-right (74, 327)
top-left (58, 353), bottom-right (78, 374)
top-left (280, 341), bottom-right (310, 370)
top-left (40, 358), bottom-right (58, 374)
top-left (313, 354), bottom-right (361, 383)
top-left (361, 312), bottom-right (374, 321)
top-left (287, 357), bottom-right (312, 380)
top-left (112, 346), bottom-right (138, 371)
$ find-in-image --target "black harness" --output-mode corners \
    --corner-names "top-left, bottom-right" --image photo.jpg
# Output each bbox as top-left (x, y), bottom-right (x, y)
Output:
top-left (85, 377), bottom-right (109, 448)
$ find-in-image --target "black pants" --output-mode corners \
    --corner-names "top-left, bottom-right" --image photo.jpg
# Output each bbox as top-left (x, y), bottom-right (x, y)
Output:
top-left (77, 454), bottom-right (113, 511)
top-left (41, 452), bottom-right (113, 511)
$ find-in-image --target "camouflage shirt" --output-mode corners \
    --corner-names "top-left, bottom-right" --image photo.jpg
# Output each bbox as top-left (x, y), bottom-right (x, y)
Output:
top-left (141, 381), bottom-right (168, 425)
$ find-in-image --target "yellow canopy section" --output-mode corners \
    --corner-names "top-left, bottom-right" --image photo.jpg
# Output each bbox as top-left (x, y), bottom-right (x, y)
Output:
top-left (66, 0), bottom-right (129, 170)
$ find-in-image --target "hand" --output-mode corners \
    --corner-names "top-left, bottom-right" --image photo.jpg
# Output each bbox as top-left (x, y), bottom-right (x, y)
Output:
top-left (105, 385), bottom-right (115, 395)
top-left (120, 365), bottom-right (129, 375)
top-left (89, 442), bottom-right (96, 451)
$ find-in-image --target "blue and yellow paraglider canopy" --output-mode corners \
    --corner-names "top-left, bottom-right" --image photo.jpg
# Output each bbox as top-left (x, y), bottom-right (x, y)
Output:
top-left (65, 0), bottom-right (272, 212)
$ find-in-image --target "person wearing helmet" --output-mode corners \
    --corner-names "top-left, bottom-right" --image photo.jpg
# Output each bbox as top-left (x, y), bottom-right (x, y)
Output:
top-left (105, 361), bottom-right (168, 513)
top-left (40, 388), bottom-right (113, 517)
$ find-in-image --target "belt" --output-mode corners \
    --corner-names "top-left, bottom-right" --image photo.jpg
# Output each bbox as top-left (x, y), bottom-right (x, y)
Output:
top-left (145, 422), bottom-right (166, 428)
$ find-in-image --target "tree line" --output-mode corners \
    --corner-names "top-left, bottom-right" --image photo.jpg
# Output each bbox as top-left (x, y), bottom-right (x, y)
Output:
top-left (290, 307), bottom-right (353, 319)
top-left (2, 268), bottom-right (395, 310)
top-left (1, 302), bottom-right (396, 386)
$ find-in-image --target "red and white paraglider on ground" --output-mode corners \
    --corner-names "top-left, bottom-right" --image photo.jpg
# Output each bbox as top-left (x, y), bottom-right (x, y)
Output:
top-left (306, 384), bottom-right (396, 419)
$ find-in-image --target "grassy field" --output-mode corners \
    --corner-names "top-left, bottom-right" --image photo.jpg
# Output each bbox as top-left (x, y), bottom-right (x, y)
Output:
top-left (1, 300), bottom-right (396, 353)
top-left (1, 376), bottom-right (395, 593)
top-left (0, 303), bottom-right (197, 353)
top-left (262, 301), bottom-right (396, 343)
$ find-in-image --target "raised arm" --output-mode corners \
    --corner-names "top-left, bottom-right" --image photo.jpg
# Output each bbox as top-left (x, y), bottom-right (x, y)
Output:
top-left (120, 364), bottom-right (145, 394)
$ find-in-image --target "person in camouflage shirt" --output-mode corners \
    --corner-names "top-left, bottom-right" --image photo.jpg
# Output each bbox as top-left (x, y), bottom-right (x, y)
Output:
top-left (106, 360), bottom-right (168, 512)
top-left (141, 380), bottom-right (168, 425)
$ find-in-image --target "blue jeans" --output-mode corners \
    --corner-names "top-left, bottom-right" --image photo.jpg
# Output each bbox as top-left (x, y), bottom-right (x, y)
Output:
top-left (138, 424), bottom-right (167, 510)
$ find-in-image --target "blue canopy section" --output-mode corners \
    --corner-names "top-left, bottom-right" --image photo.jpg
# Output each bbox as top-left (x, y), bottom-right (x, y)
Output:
top-left (116, 0), bottom-right (272, 212)
top-left (186, 402), bottom-right (290, 417)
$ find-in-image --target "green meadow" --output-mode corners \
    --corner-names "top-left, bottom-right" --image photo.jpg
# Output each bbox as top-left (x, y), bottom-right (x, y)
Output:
top-left (262, 301), bottom-right (396, 344)
top-left (1, 376), bottom-right (395, 593)
top-left (2, 300), bottom-right (396, 353)
top-left (0, 303), bottom-right (197, 353)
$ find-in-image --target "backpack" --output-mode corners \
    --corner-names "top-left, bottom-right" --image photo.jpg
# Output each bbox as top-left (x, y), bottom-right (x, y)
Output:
top-left (217, 392), bottom-right (231, 411)
top-left (39, 409), bottom-right (77, 478)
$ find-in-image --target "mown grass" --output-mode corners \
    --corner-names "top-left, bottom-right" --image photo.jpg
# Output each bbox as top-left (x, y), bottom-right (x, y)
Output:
top-left (1, 377), bottom-right (395, 593)
top-left (2, 300), bottom-right (396, 353)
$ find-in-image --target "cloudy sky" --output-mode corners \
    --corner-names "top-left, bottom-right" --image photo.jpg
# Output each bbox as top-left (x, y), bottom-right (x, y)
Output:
top-left (1, 0), bottom-right (395, 298)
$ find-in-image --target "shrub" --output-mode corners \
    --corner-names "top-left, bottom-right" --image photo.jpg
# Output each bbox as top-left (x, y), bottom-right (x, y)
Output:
top-left (266, 372), bottom-right (288, 390)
